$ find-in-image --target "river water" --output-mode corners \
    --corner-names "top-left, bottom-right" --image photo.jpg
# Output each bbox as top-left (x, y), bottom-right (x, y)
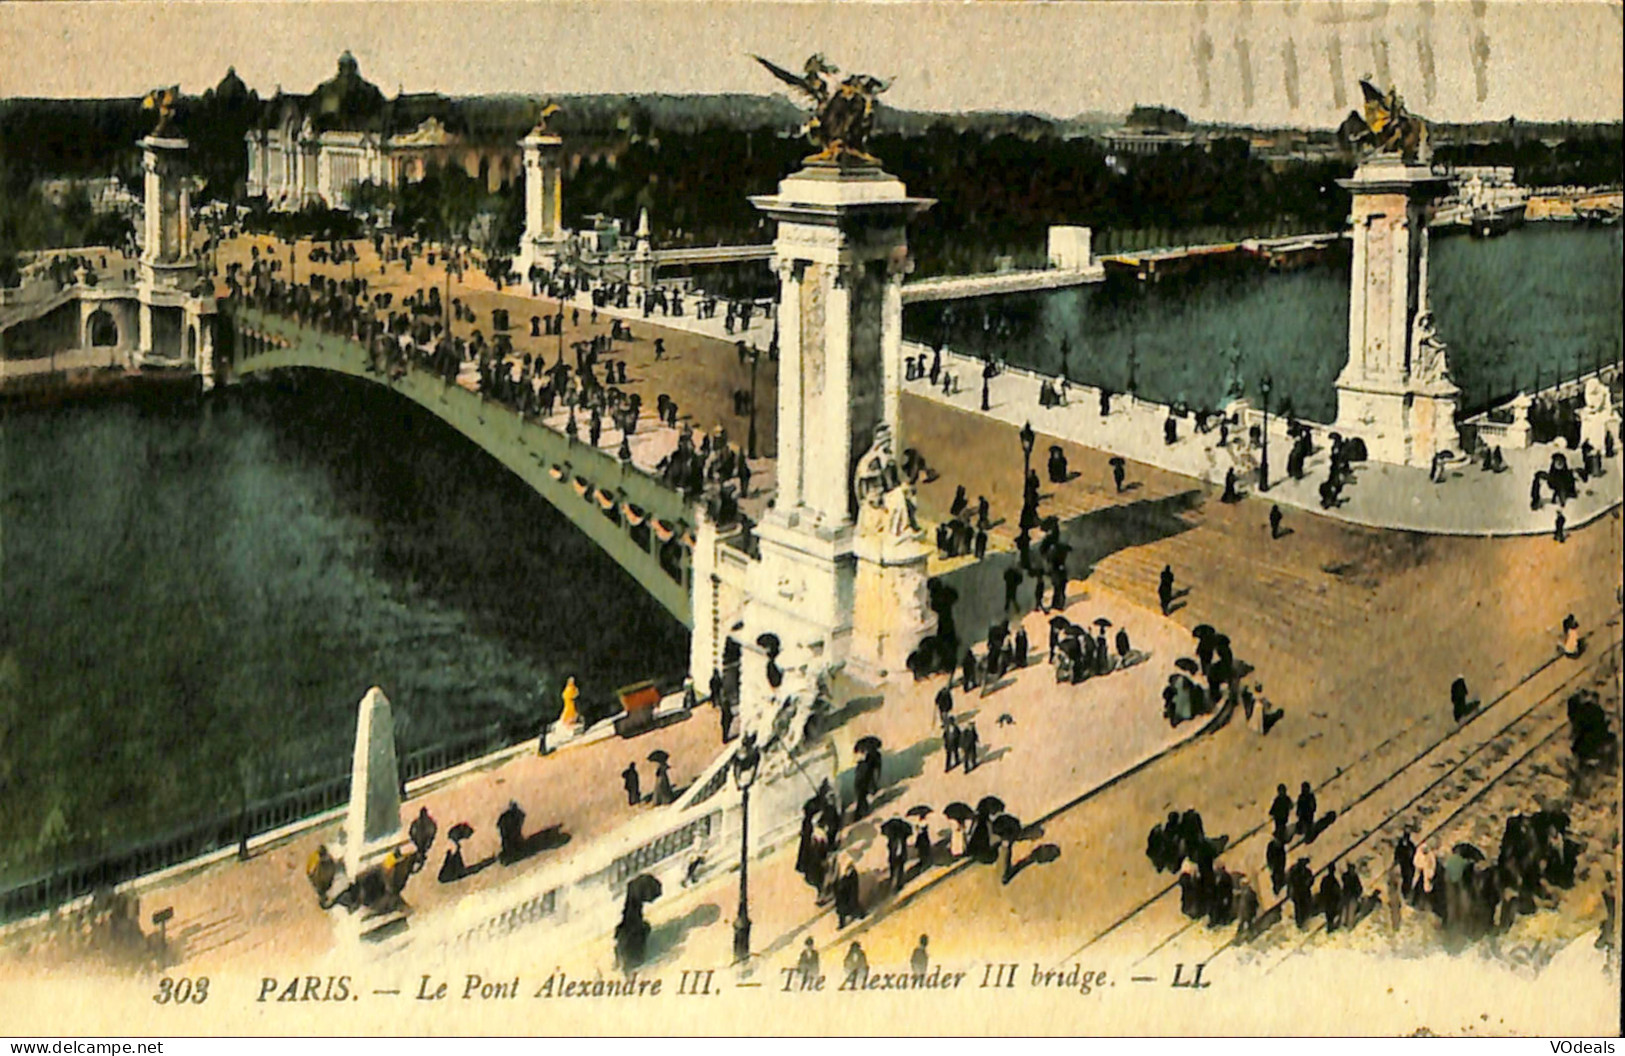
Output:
top-left (0, 375), bottom-right (688, 883)
top-left (904, 224), bottom-right (1624, 423)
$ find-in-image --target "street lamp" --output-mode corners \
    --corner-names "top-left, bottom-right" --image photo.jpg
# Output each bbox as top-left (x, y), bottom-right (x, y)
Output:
top-left (1019, 420), bottom-right (1036, 482)
top-left (731, 732), bottom-right (762, 964)
top-left (747, 345), bottom-right (761, 460)
top-left (1258, 373), bottom-right (1273, 492)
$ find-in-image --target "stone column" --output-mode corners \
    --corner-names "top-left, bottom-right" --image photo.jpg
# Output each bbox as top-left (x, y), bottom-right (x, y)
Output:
top-left (342, 686), bottom-right (405, 881)
top-left (738, 163), bottom-right (932, 678)
top-left (517, 128), bottom-right (565, 275)
top-left (137, 133), bottom-right (200, 365)
top-left (1335, 158), bottom-right (1460, 467)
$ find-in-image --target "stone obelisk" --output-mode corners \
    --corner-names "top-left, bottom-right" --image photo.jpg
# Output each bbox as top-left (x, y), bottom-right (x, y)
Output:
top-left (342, 686), bottom-right (404, 880)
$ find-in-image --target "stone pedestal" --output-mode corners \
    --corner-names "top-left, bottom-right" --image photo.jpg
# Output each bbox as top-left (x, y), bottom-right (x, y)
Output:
top-left (1335, 158), bottom-right (1461, 467)
top-left (849, 530), bottom-right (934, 682)
top-left (747, 512), bottom-right (856, 672)
top-left (517, 129), bottom-right (565, 276)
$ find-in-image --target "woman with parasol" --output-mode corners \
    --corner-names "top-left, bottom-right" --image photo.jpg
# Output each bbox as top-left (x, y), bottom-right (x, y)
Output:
top-left (1092, 618), bottom-right (1114, 675)
top-left (615, 873), bottom-right (662, 971)
top-left (945, 802), bottom-right (975, 858)
top-left (438, 822), bottom-right (475, 883)
top-left (649, 750), bottom-right (677, 805)
top-left (853, 736), bottom-right (884, 819)
top-left (881, 817), bottom-right (914, 892)
top-left (796, 796), bottom-right (822, 882)
top-left (909, 806), bottom-right (935, 874)
top-left (967, 796), bottom-right (1003, 863)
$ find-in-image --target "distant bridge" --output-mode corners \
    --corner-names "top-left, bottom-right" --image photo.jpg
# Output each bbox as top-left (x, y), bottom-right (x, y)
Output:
top-left (900, 266), bottom-right (1106, 304)
top-left (225, 307), bottom-right (701, 627)
top-left (650, 244), bottom-right (776, 269)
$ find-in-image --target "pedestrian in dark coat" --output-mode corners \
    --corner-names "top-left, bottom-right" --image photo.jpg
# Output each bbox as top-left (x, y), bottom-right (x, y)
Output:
top-left (915, 824), bottom-right (933, 875)
top-left (1147, 820), bottom-right (1168, 872)
top-left (960, 648), bottom-right (979, 691)
top-left (408, 806), bottom-right (438, 872)
top-left (1319, 870), bottom-right (1343, 931)
top-left (1340, 864), bottom-right (1364, 930)
top-left (622, 763), bottom-right (642, 806)
top-left (1270, 784), bottom-right (1293, 842)
top-left (1295, 781), bottom-right (1318, 842)
top-left (1266, 837), bottom-right (1288, 894)
top-left (835, 864), bottom-right (862, 927)
top-left (1158, 565), bottom-right (1175, 615)
top-left (1395, 831), bottom-right (1417, 897)
top-left (1288, 858), bottom-right (1315, 929)
top-left (943, 719), bottom-right (961, 771)
top-left (961, 722), bottom-right (980, 773)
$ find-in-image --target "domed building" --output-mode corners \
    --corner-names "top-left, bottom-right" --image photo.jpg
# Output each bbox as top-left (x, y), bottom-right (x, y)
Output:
top-left (244, 52), bottom-right (524, 211)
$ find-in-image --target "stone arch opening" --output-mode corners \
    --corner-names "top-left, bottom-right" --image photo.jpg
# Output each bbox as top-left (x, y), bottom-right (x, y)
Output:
top-left (88, 309), bottom-right (118, 347)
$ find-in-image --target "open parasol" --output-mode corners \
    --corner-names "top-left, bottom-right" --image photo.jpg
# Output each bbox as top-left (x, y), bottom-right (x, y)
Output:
top-left (1193, 624), bottom-right (1216, 641)
top-left (1453, 843), bottom-right (1486, 861)
top-left (880, 818), bottom-right (914, 842)
top-left (976, 795), bottom-right (1006, 818)
top-left (448, 822), bottom-right (474, 843)
top-left (626, 873), bottom-right (663, 905)
top-left (991, 814), bottom-right (1025, 843)
top-left (755, 632), bottom-right (782, 656)
top-left (648, 749), bottom-right (670, 765)
top-left (944, 802), bottom-right (976, 824)
top-left (906, 805), bottom-right (933, 820)
top-left (1093, 617), bottom-right (1113, 628)
top-left (1174, 657), bottom-right (1200, 674)
top-left (854, 735), bottom-right (883, 756)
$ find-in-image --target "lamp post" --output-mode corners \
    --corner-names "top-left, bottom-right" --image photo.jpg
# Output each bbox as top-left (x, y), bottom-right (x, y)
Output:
top-left (747, 345), bottom-right (761, 460)
top-left (731, 732), bottom-right (761, 965)
top-left (1258, 373), bottom-right (1273, 492)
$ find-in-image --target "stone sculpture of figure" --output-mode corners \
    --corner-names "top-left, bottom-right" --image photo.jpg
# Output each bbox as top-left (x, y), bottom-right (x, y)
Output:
top-left (1343, 80), bottom-right (1428, 162)
top-left (853, 425), bottom-right (920, 538)
top-left (754, 54), bottom-right (892, 164)
top-left (761, 647), bottom-right (835, 756)
top-left (1411, 311), bottom-right (1451, 382)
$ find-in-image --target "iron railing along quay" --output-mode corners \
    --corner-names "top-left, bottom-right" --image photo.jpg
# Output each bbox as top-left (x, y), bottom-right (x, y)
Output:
top-left (0, 720), bottom-right (522, 925)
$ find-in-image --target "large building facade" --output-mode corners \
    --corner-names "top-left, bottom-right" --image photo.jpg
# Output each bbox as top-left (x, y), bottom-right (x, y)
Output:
top-left (244, 52), bottom-right (523, 210)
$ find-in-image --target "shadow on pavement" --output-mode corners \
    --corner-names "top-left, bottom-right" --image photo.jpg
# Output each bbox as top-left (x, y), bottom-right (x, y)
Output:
top-left (938, 489), bottom-right (1206, 639)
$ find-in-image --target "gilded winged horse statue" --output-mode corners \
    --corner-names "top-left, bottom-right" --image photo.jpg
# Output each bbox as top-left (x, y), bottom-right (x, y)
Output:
top-left (1343, 80), bottom-right (1428, 163)
top-left (754, 54), bottom-right (891, 165)
top-left (143, 85), bottom-right (180, 137)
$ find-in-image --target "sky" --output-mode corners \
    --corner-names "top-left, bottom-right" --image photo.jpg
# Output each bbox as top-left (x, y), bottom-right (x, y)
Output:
top-left (0, 1), bottom-right (1621, 127)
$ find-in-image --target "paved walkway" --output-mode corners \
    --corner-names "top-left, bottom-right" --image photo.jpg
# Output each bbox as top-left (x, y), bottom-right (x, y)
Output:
top-left (908, 349), bottom-right (1622, 536)
top-left (544, 586), bottom-right (1219, 973)
top-left (0, 703), bottom-right (723, 973)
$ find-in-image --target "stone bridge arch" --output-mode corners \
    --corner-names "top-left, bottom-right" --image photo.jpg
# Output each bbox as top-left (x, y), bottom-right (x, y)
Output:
top-left (225, 308), bottom-right (698, 628)
top-left (87, 309), bottom-right (119, 347)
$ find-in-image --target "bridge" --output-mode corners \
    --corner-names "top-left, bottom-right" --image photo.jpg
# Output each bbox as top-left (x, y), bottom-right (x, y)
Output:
top-left (649, 244), bottom-right (775, 268)
top-left (225, 305), bottom-right (703, 627)
top-left (1098, 231), bottom-right (1343, 281)
top-left (899, 265), bottom-right (1105, 304)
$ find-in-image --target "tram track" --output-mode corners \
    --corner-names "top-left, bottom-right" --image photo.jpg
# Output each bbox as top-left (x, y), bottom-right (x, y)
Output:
top-left (1050, 623), bottom-right (1622, 969)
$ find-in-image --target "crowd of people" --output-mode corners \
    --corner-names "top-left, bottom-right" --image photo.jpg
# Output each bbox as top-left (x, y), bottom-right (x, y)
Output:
top-left (226, 238), bottom-right (756, 527)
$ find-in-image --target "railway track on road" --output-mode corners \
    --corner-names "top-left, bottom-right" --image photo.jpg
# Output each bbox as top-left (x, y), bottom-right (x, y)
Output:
top-left (1051, 622), bottom-right (1622, 970)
